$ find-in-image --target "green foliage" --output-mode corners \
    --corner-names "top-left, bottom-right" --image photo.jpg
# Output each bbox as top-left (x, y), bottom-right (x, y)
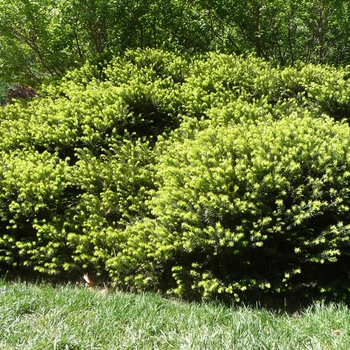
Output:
top-left (1, 0), bottom-right (350, 86)
top-left (0, 49), bottom-right (178, 276)
top-left (203, 0), bottom-right (350, 65)
top-left (66, 140), bottom-right (156, 274)
top-left (0, 81), bottom-right (11, 106)
top-left (2, 49), bottom-right (350, 303)
top-left (0, 150), bottom-right (72, 274)
top-left (0, 0), bottom-right (213, 85)
top-left (0, 0), bottom-right (74, 85)
top-left (113, 116), bottom-right (350, 302)
top-left (0, 49), bottom-right (185, 158)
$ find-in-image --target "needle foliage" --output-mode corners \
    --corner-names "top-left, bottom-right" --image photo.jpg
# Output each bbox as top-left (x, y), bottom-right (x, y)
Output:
top-left (2, 49), bottom-right (350, 303)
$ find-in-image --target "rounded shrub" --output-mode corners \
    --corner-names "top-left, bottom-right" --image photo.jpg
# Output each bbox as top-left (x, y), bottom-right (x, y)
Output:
top-left (109, 115), bottom-right (350, 303)
top-left (0, 149), bottom-right (73, 275)
top-left (66, 139), bottom-right (156, 275)
top-left (2, 49), bottom-right (350, 302)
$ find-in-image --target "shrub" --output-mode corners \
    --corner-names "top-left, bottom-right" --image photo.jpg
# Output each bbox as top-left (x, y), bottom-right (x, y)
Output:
top-left (2, 49), bottom-right (350, 304)
top-left (109, 115), bottom-right (350, 303)
top-left (0, 150), bottom-right (73, 275)
top-left (66, 139), bottom-right (156, 275)
top-left (5, 84), bottom-right (37, 105)
top-left (0, 49), bottom-right (186, 159)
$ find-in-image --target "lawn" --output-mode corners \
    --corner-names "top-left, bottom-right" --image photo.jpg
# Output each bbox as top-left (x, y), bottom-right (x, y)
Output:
top-left (1, 279), bottom-right (350, 349)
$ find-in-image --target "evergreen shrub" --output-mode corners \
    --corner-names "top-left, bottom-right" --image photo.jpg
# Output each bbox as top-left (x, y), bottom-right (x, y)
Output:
top-left (0, 150), bottom-right (72, 274)
top-left (1, 49), bottom-right (350, 303)
top-left (109, 115), bottom-right (350, 303)
top-left (66, 140), bottom-right (156, 274)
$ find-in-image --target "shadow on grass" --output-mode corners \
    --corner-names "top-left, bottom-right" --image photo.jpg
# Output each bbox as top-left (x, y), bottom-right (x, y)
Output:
top-left (2, 269), bottom-right (346, 317)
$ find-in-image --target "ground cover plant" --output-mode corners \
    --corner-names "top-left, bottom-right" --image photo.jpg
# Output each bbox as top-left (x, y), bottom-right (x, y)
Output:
top-left (2, 49), bottom-right (350, 305)
top-left (1, 280), bottom-right (350, 349)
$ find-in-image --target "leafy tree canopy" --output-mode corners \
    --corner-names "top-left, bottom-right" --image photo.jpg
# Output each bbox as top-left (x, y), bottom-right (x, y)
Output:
top-left (1, 0), bottom-right (350, 86)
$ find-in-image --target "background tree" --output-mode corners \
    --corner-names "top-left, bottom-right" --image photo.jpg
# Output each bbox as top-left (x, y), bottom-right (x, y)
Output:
top-left (1, 0), bottom-right (350, 87)
top-left (0, 0), bottom-right (214, 86)
top-left (200, 0), bottom-right (350, 65)
top-left (0, 0), bottom-right (76, 85)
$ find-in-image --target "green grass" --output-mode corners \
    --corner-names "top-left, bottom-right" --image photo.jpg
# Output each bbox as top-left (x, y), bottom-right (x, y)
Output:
top-left (1, 280), bottom-right (350, 349)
